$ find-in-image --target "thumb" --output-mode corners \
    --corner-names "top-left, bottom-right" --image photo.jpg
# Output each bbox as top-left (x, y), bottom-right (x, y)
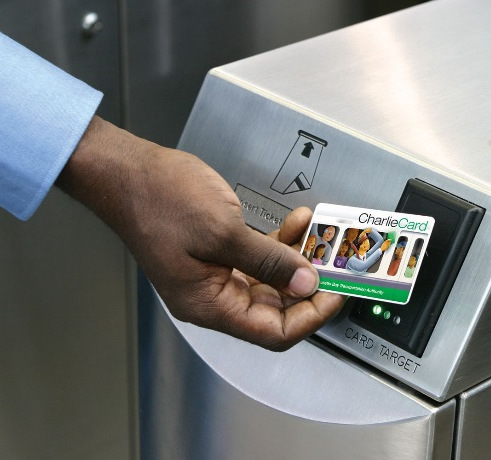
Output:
top-left (224, 226), bottom-right (320, 298)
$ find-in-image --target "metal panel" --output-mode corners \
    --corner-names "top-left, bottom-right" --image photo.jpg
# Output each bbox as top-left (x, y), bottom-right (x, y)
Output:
top-left (0, 190), bottom-right (134, 460)
top-left (454, 378), bottom-right (491, 459)
top-left (176, 0), bottom-right (491, 401)
top-left (214, 0), bottom-right (491, 194)
top-left (139, 275), bottom-right (455, 460)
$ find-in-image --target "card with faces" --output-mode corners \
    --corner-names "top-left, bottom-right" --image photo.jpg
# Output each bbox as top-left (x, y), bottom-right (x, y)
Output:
top-left (300, 203), bottom-right (435, 304)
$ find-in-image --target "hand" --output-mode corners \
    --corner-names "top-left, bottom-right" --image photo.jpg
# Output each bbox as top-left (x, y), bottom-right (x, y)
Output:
top-left (57, 117), bottom-right (345, 351)
top-left (381, 239), bottom-right (392, 252)
top-left (236, 206), bottom-right (346, 349)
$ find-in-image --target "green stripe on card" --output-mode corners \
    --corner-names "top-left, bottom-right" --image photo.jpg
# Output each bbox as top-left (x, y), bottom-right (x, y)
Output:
top-left (319, 277), bottom-right (409, 303)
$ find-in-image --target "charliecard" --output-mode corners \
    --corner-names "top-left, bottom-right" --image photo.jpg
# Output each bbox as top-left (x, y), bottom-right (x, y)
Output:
top-left (300, 203), bottom-right (434, 304)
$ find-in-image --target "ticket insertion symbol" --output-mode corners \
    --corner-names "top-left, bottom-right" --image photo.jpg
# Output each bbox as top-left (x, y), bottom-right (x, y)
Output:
top-left (270, 130), bottom-right (327, 195)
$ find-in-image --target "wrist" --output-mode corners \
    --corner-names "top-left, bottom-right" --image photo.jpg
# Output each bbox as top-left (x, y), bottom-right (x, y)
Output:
top-left (56, 116), bottom-right (153, 234)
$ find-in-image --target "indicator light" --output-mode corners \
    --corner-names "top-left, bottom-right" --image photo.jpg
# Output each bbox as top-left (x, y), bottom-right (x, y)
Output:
top-left (393, 316), bottom-right (401, 325)
top-left (372, 305), bottom-right (383, 315)
top-left (383, 311), bottom-right (391, 320)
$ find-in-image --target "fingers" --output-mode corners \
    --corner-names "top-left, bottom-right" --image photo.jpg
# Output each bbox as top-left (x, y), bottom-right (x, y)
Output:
top-left (220, 207), bottom-right (346, 350)
top-left (182, 270), bottom-right (345, 351)
top-left (224, 226), bottom-right (320, 298)
top-left (223, 289), bottom-right (345, 351)
top-left (276, 207), bottom-right (313, 246)
top-left (162, 201), bottom-right (346, 351)
top-left (213, 206), bottom-right (318, 298)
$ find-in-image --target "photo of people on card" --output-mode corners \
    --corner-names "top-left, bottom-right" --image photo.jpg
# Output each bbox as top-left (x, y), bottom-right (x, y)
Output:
top-left (300, 203), bottom-right (433, 304)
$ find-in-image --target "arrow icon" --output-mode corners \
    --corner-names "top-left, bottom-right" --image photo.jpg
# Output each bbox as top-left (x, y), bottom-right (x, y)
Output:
top-left (301, 142), bottom-right (314, 158)
top-left (270, 130), bottom-right (327, 195)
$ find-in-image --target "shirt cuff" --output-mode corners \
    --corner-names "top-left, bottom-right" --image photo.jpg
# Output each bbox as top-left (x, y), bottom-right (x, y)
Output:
top-left (0, 32), bottom-right (103, 220)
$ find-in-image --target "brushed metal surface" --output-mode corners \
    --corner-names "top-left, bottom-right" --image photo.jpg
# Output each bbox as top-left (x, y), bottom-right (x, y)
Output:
top-left (0, 190), bottom-right (134, 460)
top-left (179, 75), bottom-right (490, 401)
top-left (216, 0), bottom-right (491, 194)
top-left (454, 378), bottom-right (491, 459)
top-left (235, 184), bottom-right (292, 234)
top-left (176, 0), bottom-right (491, 402)
top-left (139, 276), bottom-right (455, 460)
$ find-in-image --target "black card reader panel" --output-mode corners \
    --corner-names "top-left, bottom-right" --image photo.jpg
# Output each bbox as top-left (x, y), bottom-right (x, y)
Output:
top-left (349, 179), bottom-right (485, 357)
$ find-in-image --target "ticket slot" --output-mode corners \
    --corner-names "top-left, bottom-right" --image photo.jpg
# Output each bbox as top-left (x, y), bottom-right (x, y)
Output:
top-left (349, 179), bottom-right (485, 357)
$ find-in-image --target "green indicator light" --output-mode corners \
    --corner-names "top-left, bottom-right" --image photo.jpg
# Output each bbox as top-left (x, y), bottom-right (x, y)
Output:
top-left (384, 311), bottom-right (391, 320)
top-left (372, 305), bottom-right (383, 315)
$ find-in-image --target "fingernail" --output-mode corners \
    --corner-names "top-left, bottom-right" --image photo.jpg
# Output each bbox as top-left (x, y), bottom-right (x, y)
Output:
top-left (288, 267), bottom-right (319, 297)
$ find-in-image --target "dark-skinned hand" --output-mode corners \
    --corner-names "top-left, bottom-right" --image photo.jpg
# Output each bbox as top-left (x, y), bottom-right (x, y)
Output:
top-left (57, 116), bottom-right (345, 351)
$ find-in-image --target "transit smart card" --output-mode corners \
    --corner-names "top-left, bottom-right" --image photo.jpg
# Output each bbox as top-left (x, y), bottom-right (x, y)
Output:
top-left (300, 203), bottom-right (435, 304)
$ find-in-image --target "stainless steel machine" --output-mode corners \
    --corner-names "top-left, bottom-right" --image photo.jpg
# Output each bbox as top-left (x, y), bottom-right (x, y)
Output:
top-left (139, 0), bottom-right (491, 458)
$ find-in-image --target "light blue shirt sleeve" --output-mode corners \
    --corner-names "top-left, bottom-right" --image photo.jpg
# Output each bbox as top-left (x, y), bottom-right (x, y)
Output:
top-left (0, 32), bottom-right (103, 221)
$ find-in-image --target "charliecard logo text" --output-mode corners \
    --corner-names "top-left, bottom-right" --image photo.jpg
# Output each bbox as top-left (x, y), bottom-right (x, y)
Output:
top-left (359, 213), bottom-right (429, 231)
